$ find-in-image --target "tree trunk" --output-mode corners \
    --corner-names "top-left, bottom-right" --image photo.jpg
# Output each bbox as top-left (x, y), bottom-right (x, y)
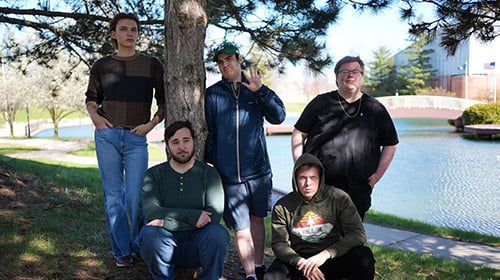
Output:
top-left (165, 0), bottom-right (208, 159)
top-left (8, 121), bottom-right (14, 138)
top-left (53, 123), bottom-right (59, 138)
top-left (6, 109), bottom-right (15, 138)
top-left (50, 109), bottom-right (59, 138)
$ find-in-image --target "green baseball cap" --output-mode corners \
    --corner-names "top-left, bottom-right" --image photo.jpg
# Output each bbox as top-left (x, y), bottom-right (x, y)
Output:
top-left (213, 42), bottom-right (240, 61)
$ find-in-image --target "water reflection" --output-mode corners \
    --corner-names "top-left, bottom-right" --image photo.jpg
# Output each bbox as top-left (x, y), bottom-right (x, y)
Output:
top-left (375, 119), bottom-right (499, 237)
top-left (267, 119), bottom-right (500, 237)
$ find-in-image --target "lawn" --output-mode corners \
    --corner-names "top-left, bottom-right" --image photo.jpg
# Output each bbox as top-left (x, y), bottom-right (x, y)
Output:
top-left (0, 145), bottom-right (498, 279)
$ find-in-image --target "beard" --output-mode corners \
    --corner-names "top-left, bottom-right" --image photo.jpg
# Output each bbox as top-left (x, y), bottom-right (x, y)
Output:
top-left (170, 149), bottom-right (194, 164)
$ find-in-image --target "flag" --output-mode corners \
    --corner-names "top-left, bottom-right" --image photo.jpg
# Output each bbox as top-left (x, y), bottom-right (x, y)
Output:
top-left (484, 61), bottom-right (495, 70)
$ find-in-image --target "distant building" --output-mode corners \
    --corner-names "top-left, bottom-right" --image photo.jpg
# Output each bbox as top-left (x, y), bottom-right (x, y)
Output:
top-left (395, 27), bottom-right (499, 102)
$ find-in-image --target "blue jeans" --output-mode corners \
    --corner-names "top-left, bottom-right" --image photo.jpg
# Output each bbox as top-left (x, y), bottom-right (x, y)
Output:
top-left (94, 127), bottom-right (147, 259)
top-left (138, 224), bottom-right (230, 280)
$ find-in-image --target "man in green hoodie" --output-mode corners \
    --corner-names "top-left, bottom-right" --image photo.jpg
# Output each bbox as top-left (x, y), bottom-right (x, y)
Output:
top-left (265, 153), bottom-right (375, 280)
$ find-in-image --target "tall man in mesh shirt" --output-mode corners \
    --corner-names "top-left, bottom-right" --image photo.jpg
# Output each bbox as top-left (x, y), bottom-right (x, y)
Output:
top-left (85, 12), bottom-right (165, 267)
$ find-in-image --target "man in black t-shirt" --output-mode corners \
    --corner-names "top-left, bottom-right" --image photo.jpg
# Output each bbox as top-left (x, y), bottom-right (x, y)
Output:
top-left (291, 56), bottom-right (399, 220)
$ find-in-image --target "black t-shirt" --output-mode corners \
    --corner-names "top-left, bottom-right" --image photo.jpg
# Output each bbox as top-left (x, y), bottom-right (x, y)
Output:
top-left (294, 91), bottom-right (399, 192)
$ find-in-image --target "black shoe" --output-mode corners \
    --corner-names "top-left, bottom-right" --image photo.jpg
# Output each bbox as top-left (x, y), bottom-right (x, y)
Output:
top-left (115, 255), bottom-right (133, 268)
top-left (255, 266), bottom-right (266, 280)
top-left (246, 277), bottom-right (257, 280)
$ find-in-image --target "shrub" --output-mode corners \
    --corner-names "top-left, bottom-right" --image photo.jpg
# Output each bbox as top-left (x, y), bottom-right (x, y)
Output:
top-left (462, 103), bottom-right (500, 125)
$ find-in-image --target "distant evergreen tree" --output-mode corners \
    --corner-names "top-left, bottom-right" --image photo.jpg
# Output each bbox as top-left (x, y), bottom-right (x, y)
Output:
top-left (365, 47), bottom-right (398, 97)
top-left (397, 35), bottom-right (437, 95)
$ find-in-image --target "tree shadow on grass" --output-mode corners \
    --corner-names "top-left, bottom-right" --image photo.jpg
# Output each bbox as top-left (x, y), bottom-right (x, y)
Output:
top-left (0, 156), bottom-right (273, 279)
top-left (0, 156), bottom-right (152, 279)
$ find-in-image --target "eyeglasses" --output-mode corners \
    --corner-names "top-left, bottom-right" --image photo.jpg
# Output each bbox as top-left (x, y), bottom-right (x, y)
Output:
top-left (338, 69), bottom-right (363, 76)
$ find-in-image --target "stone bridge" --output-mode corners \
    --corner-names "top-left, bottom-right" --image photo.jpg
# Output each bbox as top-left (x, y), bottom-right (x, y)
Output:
top-left (377, 95), bottom-right (483, 119)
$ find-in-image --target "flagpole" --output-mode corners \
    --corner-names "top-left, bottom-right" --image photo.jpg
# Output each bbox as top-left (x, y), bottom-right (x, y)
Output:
top-left (494, 63), bottom-right (497, 103)
top-left (465, 61), bottom-right (468, 100)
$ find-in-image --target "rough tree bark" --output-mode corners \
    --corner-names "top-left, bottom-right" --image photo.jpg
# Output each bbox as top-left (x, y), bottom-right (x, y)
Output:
top-left (164, 0), bottom-right (208, 159)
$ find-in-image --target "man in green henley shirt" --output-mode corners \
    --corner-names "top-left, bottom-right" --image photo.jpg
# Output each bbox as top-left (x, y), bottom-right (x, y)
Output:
top-left (137, 120), bottom-right (229, 280)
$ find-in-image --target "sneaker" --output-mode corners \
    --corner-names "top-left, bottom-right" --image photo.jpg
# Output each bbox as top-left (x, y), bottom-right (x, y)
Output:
top-left (115, 255), bottom-right (133, 268)
top-left (255, 266), bottom-right (266, 280)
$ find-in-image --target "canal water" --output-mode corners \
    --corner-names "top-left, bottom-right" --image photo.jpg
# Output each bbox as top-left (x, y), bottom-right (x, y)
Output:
top-left (35, 118), bottom-right (500, 237)
top-left (266, 118), bottom-right (500, 237)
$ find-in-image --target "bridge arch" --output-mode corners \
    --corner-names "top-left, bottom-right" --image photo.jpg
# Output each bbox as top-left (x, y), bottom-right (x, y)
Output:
top-left (376, 95), bottom-right (484, 119)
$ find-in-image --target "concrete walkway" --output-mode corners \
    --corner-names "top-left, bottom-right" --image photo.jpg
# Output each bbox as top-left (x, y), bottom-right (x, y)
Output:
top-left (0, 138), bottom-right (163, 167)
top-left (365, 223), bottom-right (499, 270)
top-left (0, 138), bottom-right (98, 165)
top-left (0, 137), bottom-right (499, 270)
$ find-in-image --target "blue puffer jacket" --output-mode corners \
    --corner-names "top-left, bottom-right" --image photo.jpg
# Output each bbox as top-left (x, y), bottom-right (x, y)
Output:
top-left (205, 74), bottom-right (286, 184)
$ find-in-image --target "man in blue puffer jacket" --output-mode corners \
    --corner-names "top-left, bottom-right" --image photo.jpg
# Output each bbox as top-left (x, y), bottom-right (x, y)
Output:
top-left (205, 41), bottom-right (286, 280)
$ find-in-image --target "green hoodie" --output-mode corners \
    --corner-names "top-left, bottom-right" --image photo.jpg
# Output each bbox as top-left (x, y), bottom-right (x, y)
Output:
top-left (270, 153), bottom-right (366, 266)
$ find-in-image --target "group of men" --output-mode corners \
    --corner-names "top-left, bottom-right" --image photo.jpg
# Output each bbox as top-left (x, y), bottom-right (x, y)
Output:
top-left (85, 12), bottom-right (398, 280)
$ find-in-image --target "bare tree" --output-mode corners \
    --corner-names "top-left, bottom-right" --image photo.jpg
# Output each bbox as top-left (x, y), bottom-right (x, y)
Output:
top-left (30, 54), bottom-right (87, 138)
top-left (0, 62), bottom-right (30, 138)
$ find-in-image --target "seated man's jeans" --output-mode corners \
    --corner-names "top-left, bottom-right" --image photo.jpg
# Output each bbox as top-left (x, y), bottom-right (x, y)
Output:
top-left (138, 223), bottom-right (230, 280)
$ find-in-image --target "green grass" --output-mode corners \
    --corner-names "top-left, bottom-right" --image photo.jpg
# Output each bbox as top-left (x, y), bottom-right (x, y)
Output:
top-left (0, 140), bottom-right (165, 162)
top-left (369, 245), bottom-right (498, 279)
top-left (0, 145), bottom-right (40, 154)
top-left (0, 155), bottom-right (108, 279)
top-left (285, 102), bottom-right (307, 113)
top-left (70, 141), bottom-right (166, 161)
top-left (0, 143), bottom-right (498, 279)
top-left (365, 211), bottom-right (500, 246)
top-left (68, 142), bottom-right (96, 157)
top-left (0, 104), bottom-right (87, 126)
